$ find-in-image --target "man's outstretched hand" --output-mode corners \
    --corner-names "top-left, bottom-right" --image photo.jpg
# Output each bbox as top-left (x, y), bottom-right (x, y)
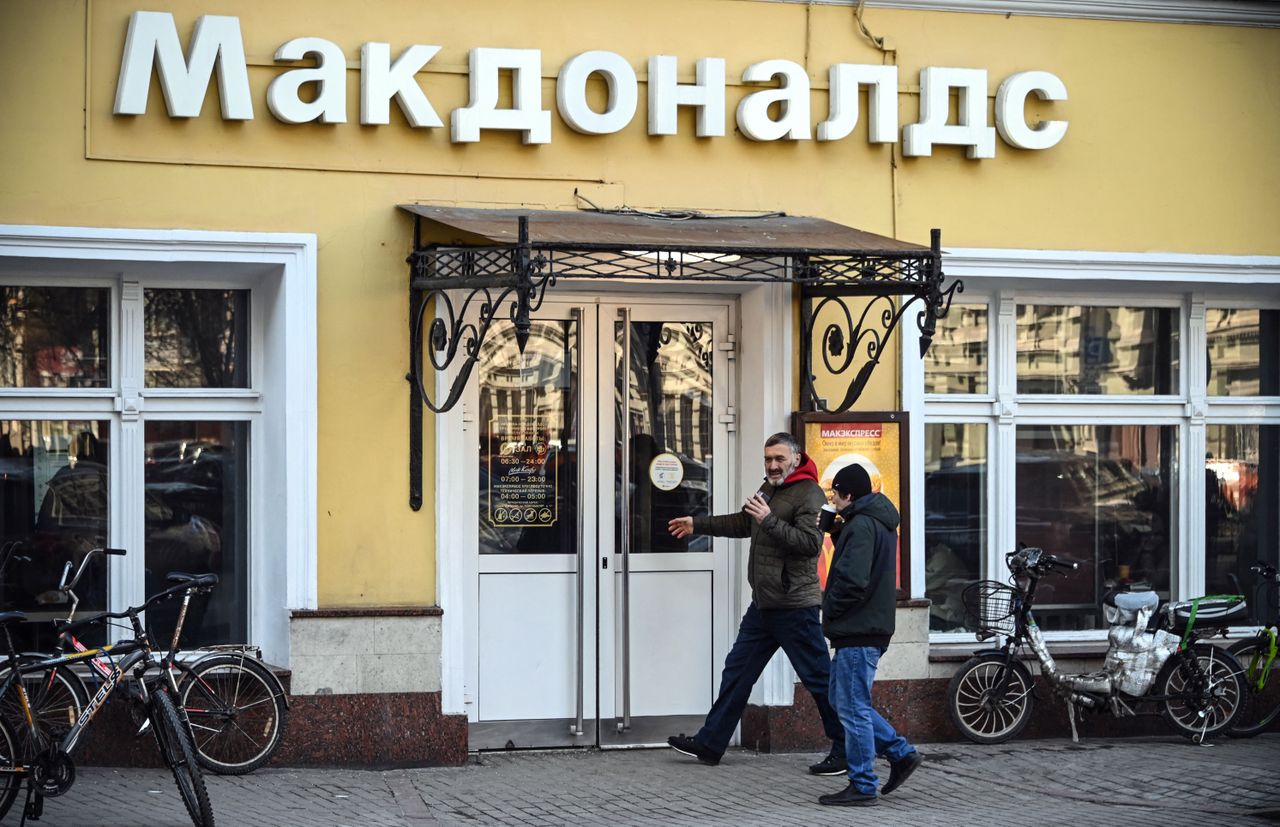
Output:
top-left (668, 516), bottom-right (694, 538)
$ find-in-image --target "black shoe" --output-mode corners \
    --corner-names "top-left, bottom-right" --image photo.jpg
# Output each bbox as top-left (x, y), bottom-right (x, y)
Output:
top-left (881, 750), bottom-right (922, 795)
top-left (666, 734), bottom-right (720, 766)
top-left (808, 752), bottom-right (848, 776)
top-left (818, 784), bottom-right (878, 806)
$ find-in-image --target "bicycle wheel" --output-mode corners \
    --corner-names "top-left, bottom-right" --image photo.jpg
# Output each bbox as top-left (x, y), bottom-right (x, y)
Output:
top-left (179, 654), bottom-right (287, 775)
top-left (947, 654), bottom-right (1036, 744)
top-left (1157, 643), bottom-right (1246, 742)
top-left (0, 660), bottom-right (86, 750)
top-left (0, 716), bottom-right (21, 822)
top-left (1226, 634), bottom-right (1280, 737)
top-left (150, 687), bottom-right (215, 827)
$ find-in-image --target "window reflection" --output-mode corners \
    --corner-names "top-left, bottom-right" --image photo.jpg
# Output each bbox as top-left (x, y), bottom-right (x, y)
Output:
top-left (0, 420), bottom-right (109, 650)
top-left (924, 305), bottom-right (988, 394)
top-left (1016, 305), bottom-right (1179, 395)
top-left (477, 320), bottom-right (578, 555)
top-left (1206, 309), bottom-right (1280, 397)
top-left (0, 286), bottom-right (109, 388)
top-left (144, 421), bottom-right (247, 647)
top-left (1205, 426), bottom-right (1279, 621)
top-left (1015, 424), bottom-right (1175, 631)
top-left (924, 423), bottom-right (986, 632)
top-left (617, 322), bottom-right (713, 555)
top-left (144, 289), bottom-right (249, 388)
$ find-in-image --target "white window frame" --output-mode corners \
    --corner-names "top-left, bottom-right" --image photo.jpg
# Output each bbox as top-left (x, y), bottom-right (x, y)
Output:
top-left (906, 249), bottom-right (1280, 643)
top-left (0, 225), bottom-right (317, 666)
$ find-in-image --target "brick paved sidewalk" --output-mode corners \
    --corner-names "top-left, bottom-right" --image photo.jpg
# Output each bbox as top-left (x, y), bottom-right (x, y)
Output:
top-left (20, 735), bottom-right (1280, 827)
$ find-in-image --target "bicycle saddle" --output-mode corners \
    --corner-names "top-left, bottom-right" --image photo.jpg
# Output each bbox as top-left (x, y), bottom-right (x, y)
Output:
top-left (0, 610), bottom-right (27, 625)
top-left (166, 572), bottom-right (220, 587)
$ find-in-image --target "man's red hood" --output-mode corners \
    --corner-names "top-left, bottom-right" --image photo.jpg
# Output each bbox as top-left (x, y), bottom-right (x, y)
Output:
top-left (782, 452), bottom-right (820, 486)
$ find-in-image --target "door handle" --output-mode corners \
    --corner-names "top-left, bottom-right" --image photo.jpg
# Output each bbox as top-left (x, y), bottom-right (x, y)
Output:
top-left (618, 307), bottom-right (632, 734)
top-left (571, 307), bottom-right (585, 739)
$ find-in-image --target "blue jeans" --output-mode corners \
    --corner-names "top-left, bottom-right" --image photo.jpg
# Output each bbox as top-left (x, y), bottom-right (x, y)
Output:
top-left (696, 603), bottom-right (844, 759)
top-left (829, 646), bottom-right (913, 794)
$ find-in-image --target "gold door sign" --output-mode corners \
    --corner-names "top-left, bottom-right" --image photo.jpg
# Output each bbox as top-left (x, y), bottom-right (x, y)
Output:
top-left (489, 415), bottom-right (558, 527)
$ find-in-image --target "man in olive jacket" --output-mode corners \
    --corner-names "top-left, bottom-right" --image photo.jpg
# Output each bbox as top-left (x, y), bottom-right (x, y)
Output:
top-left (818, 463), bottom-right (921, 806)
top-left (665, 432), bottom-right (846, 773)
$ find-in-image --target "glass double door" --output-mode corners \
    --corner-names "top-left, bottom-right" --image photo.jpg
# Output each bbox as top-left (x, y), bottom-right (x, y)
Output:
top-left (467, 298), bottom-right (734, 749)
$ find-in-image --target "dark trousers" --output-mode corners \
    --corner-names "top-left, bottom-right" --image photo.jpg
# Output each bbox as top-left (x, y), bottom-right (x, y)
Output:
top-left (695, 602), bottom-right (845, 758)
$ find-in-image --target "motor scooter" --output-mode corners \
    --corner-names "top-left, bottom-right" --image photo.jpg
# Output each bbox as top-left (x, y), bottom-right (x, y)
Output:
top-left (948, 546), bottom-right (1249, 744)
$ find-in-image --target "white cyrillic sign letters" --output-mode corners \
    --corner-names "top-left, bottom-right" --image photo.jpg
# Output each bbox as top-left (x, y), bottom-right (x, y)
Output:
top-left (111, 15), bottom-right (1069, 158)
top-left (903, 67), bottom-right (996, 159)
top-left (817, 64), bottom-right (897, 143)
top-left (736, 59), bottom-right (810, 141)
top-left (267, 37), bottom-right (348, 124)
top-left (360, 43), bottom-right (443, 128)
top-left (114, 11), bottom-right (253, 119)
top-left (556, 51), bottom-right (638, 135)
top-left (995, 71), bottom-right (1068, 150)
top-left (451, 48), bottom-right (552, 144)
top-left (647, 56), bottom-right (726, 138)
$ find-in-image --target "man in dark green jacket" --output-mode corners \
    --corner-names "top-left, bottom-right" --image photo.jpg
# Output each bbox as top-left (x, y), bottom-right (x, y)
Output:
top-left (665, 432), bottom-right (846, 773)
top-left (818, 463), bottom-right (921, 807)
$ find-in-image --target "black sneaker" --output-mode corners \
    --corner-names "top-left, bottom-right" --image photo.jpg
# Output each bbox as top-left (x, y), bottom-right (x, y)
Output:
top-left (808, 752), bottom-right (848, 776)
top-left (666, 734), bottom-right (720, 766)
top-left (881, 750), bottom-right (922, 795)
top-left (818, 784), bottom-right (878, 806)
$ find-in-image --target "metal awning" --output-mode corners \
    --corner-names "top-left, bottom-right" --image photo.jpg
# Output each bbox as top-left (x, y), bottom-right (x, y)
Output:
top-left (400, 205), bottom-right (960, 510)
top-left (399, 205), bottom-right (928, 254)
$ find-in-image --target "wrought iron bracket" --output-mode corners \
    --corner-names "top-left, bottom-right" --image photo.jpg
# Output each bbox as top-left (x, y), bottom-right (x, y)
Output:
top-left (798, 229), bottom-right (963, 413)
top-left (406, 214), bottom-right (960, 508)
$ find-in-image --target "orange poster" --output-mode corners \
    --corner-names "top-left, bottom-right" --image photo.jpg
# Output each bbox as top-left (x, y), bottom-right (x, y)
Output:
top-left (797, 415), bottom-right (907, 593)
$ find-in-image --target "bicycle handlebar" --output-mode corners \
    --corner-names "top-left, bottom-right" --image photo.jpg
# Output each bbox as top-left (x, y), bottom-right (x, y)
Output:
top-left (57, 571), bottom-right (219, 639)
top-left (1006, 546), bottom-right (1079, 576)
top-left (57, 547), bottom-right (127, 593)
top-left (1249, 561), bottom-right (1278, 581)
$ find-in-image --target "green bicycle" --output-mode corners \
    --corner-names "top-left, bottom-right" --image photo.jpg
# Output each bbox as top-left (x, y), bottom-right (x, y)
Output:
top-left (1227, 561), bottom-right (1280, 738)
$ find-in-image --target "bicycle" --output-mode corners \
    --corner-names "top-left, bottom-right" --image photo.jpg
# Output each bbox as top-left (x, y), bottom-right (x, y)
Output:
top-left (0, 560), bottom-right (214, 825)
top-left (0, 544), bottom-right (289, 776)
top-left (1226, 561), bottom-right (1279, 737)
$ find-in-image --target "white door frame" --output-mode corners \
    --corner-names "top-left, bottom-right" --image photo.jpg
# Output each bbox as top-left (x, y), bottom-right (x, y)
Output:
top-left (436, 280), bottom-right (797, 720)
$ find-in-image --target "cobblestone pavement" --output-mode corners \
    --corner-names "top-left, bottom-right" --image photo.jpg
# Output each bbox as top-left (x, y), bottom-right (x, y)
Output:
top-left (19, 735), bottom-right (1280, 826)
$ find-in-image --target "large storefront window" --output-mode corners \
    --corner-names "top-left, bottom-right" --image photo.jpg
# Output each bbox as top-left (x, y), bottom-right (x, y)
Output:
top-left (924, 423), bottom-right (986, 632)
top-left (1205, 425), bottom-right (1279, 612)
top-left (0, 420), bottom-right (110, 649)
top-left (144, 421), bottom-right (248, 647)
top-left (923, 288), bottom-right (1276, 641)
top-left (145, 288), bottom-right (250, 388)
top-left (1015, 424), bottom-right (1175, 631)
top-left (0, 286), bottom-right (110, 388)
top-left (1206, 309), bottom-right (1279, 397)
top-left (1016, 305), bottom-right (1179, 395)
top-left (0, 275), bottom-right (258, 651)
top-left (923, 305), bottom-right (988, 395)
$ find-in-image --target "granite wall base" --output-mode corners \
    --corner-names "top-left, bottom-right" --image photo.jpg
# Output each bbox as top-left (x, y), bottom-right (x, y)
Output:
top-left (76, 687), bottom-right (468, 769)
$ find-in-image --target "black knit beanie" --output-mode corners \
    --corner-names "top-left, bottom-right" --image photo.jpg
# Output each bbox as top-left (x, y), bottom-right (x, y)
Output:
top-left (832, 463), bottom-right (872, 499)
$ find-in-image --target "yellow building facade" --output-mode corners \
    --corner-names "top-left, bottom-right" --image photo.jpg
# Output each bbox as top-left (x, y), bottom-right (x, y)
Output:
top-left (1, 0), bottom-right (1277, 762)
